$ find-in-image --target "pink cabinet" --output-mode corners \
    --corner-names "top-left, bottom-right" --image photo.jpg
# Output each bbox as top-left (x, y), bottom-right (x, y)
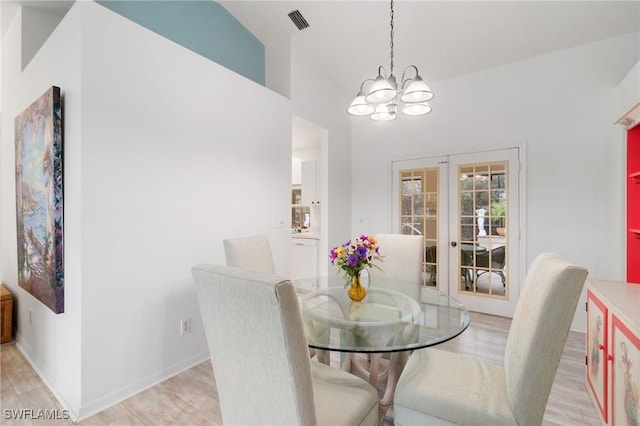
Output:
top-left (586, 280), bottom-right (640, 425)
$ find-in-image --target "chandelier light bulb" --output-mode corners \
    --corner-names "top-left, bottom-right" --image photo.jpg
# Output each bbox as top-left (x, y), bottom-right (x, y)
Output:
top-left (347, 94), bottom-right (376, 116)
top-left (402, 102), bottom-right (432, 116)
top-left (401, 76), bottom-right (434, 103)
top-left (365, 75), bottom-right (397, 105)
top-left (371, 103), bottom-right (397, 121)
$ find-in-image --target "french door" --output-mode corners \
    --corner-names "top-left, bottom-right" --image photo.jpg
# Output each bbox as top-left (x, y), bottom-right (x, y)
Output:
top-left (392, 148), bottom-right (521, 317)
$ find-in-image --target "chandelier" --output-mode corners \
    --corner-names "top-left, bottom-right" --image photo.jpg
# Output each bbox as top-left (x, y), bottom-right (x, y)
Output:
top-left (347, 0), bottom-right (434, 121)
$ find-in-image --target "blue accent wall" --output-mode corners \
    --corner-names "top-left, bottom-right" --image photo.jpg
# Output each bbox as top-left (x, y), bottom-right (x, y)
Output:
top-left (97, 1), bottom-right (265, 85)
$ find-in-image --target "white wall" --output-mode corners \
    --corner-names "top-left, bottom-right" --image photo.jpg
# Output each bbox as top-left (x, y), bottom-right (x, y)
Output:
top-left (1, 2), bottom-right (83, 412)
top-left (21, 6), bottom-right (65, 70)
top-left (290, 37), bottom-right (353, 276)
top-left (1, 1), bottom-right (292, 418)
top-left (350, 33), bottom-right (639, 332)
top-left (615, 59), bottom-right (640, 122)
top-left (292, 147), bottom-right (320, 185)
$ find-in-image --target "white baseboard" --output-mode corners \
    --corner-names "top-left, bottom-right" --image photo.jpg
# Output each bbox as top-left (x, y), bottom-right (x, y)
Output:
top-left (14, 333), bottom-right (210, 422)
top-left (15, 334), bottom-right (79, 421)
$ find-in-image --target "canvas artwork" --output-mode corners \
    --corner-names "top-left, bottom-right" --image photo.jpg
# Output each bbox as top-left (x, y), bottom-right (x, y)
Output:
top-left (15, 86), bottom-right (64, 314)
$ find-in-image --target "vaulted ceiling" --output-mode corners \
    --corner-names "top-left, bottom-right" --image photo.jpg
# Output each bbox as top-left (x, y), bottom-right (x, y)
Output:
top-left (13, 0), bottom-right (640, 104)
top-left (220, 1), bottom-right (640, 98)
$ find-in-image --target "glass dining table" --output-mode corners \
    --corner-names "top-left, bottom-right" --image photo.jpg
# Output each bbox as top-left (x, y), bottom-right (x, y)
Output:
top-left (292, 275), bottom-right (470, 422)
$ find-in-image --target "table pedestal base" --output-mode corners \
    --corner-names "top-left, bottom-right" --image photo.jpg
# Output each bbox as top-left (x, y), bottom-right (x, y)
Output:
top-left (341, 351), bottom-right (410, 425)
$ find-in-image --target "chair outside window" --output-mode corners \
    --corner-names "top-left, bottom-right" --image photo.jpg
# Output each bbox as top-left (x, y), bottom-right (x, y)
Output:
top-left (425, 245), bottom-right (437, 285)
top-left (475, 245), bottom-right (506, 286)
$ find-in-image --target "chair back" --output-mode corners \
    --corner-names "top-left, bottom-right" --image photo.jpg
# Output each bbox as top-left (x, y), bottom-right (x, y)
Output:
top-left (192, 265), bottom-right (316, 425)
top-left (491, 245), bottom-right (506, 268)
top-left (504, 253), bottom-right (588, 425)
top-left (223, 235), bottom-right (275, 274)
top-left (370, 233), bottom-right (423, 283)
top-left (476, 245), bottom-right (505, 269)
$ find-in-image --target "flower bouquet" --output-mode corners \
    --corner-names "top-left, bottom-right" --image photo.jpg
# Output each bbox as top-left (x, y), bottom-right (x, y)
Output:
top-left (329, 235), bottom-right (383, 301)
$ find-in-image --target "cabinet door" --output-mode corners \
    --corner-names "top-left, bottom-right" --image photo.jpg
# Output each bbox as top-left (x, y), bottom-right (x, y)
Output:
top-left (291, 238), bottom-right (318, 280)
top-left (587, 289), bottom-right (609, 423)
top-left (302, 160), bottom-right (318, 206)
top-left (611, 314), bottom-right (640, 426)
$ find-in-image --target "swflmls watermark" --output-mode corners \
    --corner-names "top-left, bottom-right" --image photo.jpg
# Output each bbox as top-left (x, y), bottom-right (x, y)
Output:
top-left (3, 408), bottom-right (70, 420)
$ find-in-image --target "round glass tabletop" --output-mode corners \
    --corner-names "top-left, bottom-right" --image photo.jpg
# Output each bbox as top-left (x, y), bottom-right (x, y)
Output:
top-left (296, 276), bottom-right (470, 353)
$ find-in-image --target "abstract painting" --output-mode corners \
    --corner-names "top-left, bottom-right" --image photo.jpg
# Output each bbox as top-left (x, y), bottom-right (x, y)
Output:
top-left (15, 86), bottom-right (64, 313)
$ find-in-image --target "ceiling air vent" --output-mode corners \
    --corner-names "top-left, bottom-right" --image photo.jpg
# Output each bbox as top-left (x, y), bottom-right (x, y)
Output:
top-left (288, 10), bottom-right (309, 31)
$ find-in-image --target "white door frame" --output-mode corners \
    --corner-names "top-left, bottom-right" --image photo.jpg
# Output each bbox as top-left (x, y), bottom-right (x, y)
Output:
top-left (392, 146), bottom-right (526, 318)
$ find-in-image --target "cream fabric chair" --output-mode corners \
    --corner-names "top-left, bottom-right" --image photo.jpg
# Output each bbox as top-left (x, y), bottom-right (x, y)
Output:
top-left (223, 235), bottom-right (325, 361)
top-left (370, 233), bottom-right (423, 285)
top-left (393, 253), bottom-right (588, 426)
top-left (192, 264), bottom-right (379, 426)
top-left (351, 233), bottom-right (423, 417)
top-left (223, 235), bottom-right (275, 274)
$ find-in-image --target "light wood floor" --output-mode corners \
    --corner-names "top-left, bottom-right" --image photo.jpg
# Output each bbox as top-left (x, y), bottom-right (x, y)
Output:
top-left (1, 312), bottom-right (600, 425)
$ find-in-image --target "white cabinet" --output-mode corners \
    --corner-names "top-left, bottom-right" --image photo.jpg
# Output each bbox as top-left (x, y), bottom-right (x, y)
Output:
top-left (586, 280), bottom-right (640, 425)
top-left (291, 237), bottom-right (318, 280)
top-left (302, 160), bottom-right (320, 207)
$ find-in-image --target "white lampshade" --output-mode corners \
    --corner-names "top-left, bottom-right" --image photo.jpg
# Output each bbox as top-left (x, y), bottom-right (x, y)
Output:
top-left (402, 102), bottom-right (432, 116)
top-left (365, 75), bottom-right (397, 104)
top-left (347, 95), bottom-right (375, 116)
top-left (371, 103), bottom-right (397, 121)
top-left (400, 76), bottom-right (434, 103)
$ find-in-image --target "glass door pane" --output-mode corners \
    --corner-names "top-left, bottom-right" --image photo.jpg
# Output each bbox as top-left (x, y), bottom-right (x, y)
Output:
top-left (449, 148), bottom-right (519, 318)
top-left (400, 168), bottom-right (439, 287)
top-left (458, 162), bottom-right (508, 298)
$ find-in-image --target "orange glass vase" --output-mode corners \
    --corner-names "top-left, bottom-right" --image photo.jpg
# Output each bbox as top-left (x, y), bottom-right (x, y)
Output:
top-left (347, 271), bottom-right (367, 302)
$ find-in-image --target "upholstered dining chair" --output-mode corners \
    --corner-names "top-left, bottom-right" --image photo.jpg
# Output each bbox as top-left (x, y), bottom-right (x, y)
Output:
top-left (192, 265), bottom-right (379, 426)
top-left (393, 253), bottom-right (588, 426)
top-left (370, 233), bottom-right (424, 286)
top-left (353, 233), bottom-right (424, 393)
top-left (223, 235), bottom-right (327, 362)
top-left (223, 235), bottom-right (275, 274)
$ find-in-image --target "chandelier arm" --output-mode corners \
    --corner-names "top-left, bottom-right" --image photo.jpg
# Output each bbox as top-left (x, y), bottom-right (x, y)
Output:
top-left (400, 65), bottom-right (420, 87)
top-left (359, 78), bottom-right (376, 95)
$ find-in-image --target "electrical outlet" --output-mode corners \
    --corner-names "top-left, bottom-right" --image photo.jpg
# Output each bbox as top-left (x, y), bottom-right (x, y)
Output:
top-left (180, 318), bottom-right (191, 335)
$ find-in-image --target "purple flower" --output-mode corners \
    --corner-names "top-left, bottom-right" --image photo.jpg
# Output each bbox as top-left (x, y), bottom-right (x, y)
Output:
top-left (347, 254), bottom-right (359, 267)
top-left (356, 246), bottom-right (367, 258)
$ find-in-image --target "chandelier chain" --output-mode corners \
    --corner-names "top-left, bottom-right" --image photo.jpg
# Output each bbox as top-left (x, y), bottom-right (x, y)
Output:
top-left (389, 0), bottom-right (394, 76)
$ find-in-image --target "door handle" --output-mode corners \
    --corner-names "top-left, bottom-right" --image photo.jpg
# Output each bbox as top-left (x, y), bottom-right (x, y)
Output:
top-left (450, 241), bottom-right (457, 247)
